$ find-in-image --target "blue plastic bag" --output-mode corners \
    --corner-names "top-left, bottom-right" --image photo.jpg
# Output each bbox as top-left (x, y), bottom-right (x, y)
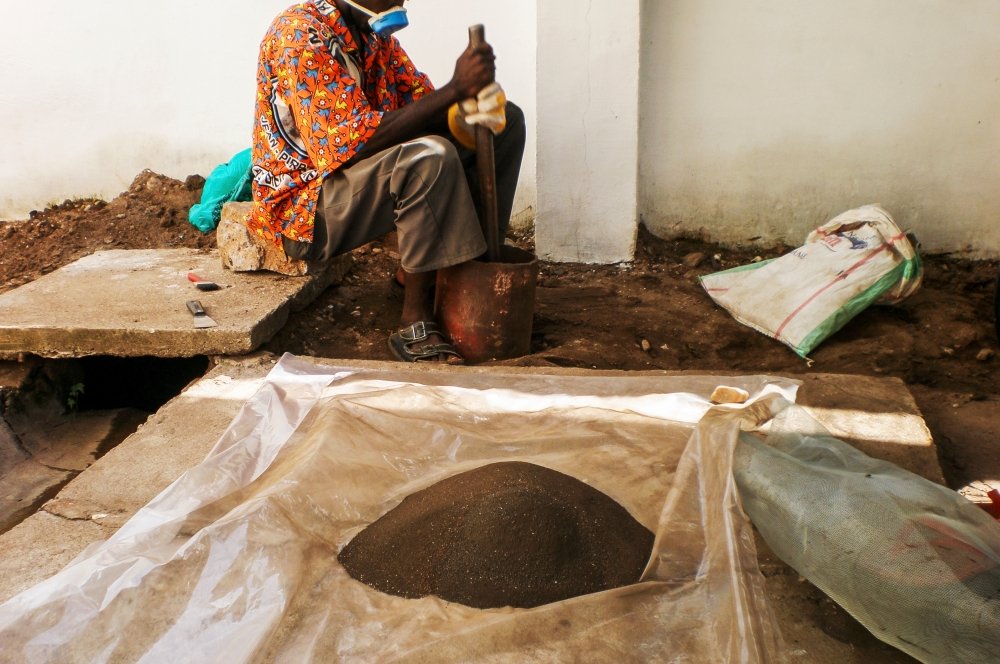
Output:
top-left (187, 148), bottom-right (252, 232)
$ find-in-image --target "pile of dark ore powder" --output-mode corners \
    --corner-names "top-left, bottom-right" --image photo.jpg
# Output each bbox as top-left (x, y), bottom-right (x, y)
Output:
top-left (338, 461), bottom-right (654, 609)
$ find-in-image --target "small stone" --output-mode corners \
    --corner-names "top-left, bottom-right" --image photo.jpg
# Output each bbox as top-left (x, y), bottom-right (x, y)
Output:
top-left (217, 202), bottom-right (316, 276)
top-left (640, 339), bottom-right (651, 352)
top-left (751, 255), bottom-right (764, 263)
top-left (977, 348), bottom-right (996, 362)
top-left (682, 252), bottom-right (705, 268)
top-left (371, 247), bottom-right (383, 255)
top-left (115, 213), bottom-right (126, 220)
top-left (710, 386), bottom-right (750, 405)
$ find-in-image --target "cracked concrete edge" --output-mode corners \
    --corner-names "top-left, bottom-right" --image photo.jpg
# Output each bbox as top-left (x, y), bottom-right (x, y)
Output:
top-left (0, 417), bottom-right (30, 471)
top-left (0, 459), bottom-right (75, 535)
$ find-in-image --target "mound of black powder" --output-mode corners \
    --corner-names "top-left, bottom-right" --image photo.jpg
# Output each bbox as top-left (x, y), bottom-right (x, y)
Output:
top-left (338, 461), bottom-right (654, 609)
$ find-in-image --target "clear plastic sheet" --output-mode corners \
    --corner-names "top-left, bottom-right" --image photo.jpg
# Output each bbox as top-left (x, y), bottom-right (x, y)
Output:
top-left (0, 355), bottom-right (797, 663)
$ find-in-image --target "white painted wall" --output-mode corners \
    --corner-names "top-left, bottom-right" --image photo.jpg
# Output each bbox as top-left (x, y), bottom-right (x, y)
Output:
top-left (640, 0), bottom-right (1000, 257)
top-left (535, 0), bottom-right (642, 263)
top-left (0, 1), bottom-right (536, 222)
top-left (8, 1), bottom-right (1000, 259)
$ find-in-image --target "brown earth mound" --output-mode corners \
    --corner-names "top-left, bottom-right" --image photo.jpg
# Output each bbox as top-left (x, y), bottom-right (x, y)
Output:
top-left (337, 462), bottom-right (654, 609)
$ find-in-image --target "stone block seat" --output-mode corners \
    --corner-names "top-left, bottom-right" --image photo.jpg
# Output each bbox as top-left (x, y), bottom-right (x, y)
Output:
top-left (218, 202), bottom-right (318, 277)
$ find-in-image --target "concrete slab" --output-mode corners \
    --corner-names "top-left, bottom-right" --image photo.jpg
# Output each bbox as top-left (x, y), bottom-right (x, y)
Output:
top-left (797, 373), bottom-right (944, 484)
top-left (0, 419), bottom-right (28, 476)
top-left (0, 511), bottom-right (105, 602)
top-left (16, 408), bottom-right (149, 472)
top-left (0, 357), bottom-right (944, 663)
top-left (0, 409), bottom-right (150, 535)
top-left (0, 459), bottom-right (73, 534)
top-left (0, 249), bottom-right (352, 359)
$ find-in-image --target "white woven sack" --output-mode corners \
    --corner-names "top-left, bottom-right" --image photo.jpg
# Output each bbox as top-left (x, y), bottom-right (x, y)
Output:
top-left (700, 205), bottom-right (922, 358)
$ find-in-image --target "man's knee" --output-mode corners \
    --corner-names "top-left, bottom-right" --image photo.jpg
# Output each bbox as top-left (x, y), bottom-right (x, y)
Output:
top-left (392, 136), bottom-right (464, 197)
top-left (502, 102), bottom-right (526, 143)
top-left (504, 101), bottom-right (525, 132)
top-left (402, 135), bottom-right (463, 175)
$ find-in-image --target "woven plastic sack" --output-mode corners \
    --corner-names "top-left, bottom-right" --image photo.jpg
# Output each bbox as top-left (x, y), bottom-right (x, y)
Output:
top-left (734, 403), bottom-right (1000, 663)
top-left (700, 205), bottom-right (923, 358)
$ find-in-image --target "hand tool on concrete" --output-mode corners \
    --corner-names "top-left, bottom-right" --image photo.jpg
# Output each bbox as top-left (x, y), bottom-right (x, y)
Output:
top-left (468, 24), bottom-right (501, 262)
top-left (187, 272), bottom-right (221, 291)
top-left (186, 300), bottom-right (218, 328)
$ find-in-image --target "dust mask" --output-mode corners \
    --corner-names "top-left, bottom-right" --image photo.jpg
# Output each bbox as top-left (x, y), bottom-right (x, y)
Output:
top-left (340, 0), bottom-right (409, 37)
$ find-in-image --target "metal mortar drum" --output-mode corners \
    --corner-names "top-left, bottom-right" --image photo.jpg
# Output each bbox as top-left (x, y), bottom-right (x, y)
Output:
top-left (435, 246), bottom-right (538, 364)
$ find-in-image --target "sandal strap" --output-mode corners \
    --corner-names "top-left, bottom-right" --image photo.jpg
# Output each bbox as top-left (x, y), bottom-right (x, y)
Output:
top-left (388, 322), bottom-right (464, 363)
top-left (404, 342), bottom-right (463, 361)
top-left (397, 321), bottom-right (440, 343)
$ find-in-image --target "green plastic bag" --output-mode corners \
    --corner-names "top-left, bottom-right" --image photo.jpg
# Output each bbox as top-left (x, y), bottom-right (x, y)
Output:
top-left (187, 148), bottom-right (253, 232)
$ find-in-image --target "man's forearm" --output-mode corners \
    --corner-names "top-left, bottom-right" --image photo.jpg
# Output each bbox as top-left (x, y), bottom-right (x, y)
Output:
top-left (354, 83), bottom-right (461, 158)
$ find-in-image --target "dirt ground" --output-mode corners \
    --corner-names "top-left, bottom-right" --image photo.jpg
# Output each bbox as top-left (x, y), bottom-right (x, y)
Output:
top-left (2, 171), bottom-right (999, 661)
top-left (1, 170), bottom-right (997, 485)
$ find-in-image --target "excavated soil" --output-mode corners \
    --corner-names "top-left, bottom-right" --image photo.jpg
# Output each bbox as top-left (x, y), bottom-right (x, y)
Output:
top-left (2, 170), bottom-right (998, 660)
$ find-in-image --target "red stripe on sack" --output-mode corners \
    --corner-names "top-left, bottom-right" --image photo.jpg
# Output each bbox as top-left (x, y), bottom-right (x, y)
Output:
top-left (774, 233), bottom-right (905, 340)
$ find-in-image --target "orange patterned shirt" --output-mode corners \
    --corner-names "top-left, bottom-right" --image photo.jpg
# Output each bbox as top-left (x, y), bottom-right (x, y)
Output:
top-left (249, 1), bottom-right (432, 248)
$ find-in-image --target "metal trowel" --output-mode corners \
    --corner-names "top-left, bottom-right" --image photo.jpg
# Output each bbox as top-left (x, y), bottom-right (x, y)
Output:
top-left (186, 300), bottom-right (217, 329)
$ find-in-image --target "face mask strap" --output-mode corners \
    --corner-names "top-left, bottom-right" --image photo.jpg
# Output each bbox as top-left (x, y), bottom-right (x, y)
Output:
top-left (338, 0), bottom-right (409, 36)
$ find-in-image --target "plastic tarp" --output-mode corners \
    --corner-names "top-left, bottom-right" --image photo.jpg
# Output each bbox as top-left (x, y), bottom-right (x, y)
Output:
top-left (0, 355), bottom-right (798, 663)
top-left (735, 403), bottom-right (1000, 663)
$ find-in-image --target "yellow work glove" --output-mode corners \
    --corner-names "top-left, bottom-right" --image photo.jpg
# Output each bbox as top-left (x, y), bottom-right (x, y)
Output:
top-left (447, 97), bottom-right (480, 150)
top-left (448, 82), bottom-right (508, 150)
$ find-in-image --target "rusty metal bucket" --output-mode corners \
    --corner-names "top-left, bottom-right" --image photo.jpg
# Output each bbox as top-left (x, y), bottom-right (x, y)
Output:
top-left (436, 246), bottom-right (537, 364)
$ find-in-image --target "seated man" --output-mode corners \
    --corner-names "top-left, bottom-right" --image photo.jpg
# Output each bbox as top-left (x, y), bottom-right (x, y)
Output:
top-left (249, 0), bottom-right (525, 364)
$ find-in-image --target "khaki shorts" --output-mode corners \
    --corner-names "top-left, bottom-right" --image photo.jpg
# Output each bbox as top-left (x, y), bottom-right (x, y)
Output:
top-left (285, 136), bottom-right (485, 273)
